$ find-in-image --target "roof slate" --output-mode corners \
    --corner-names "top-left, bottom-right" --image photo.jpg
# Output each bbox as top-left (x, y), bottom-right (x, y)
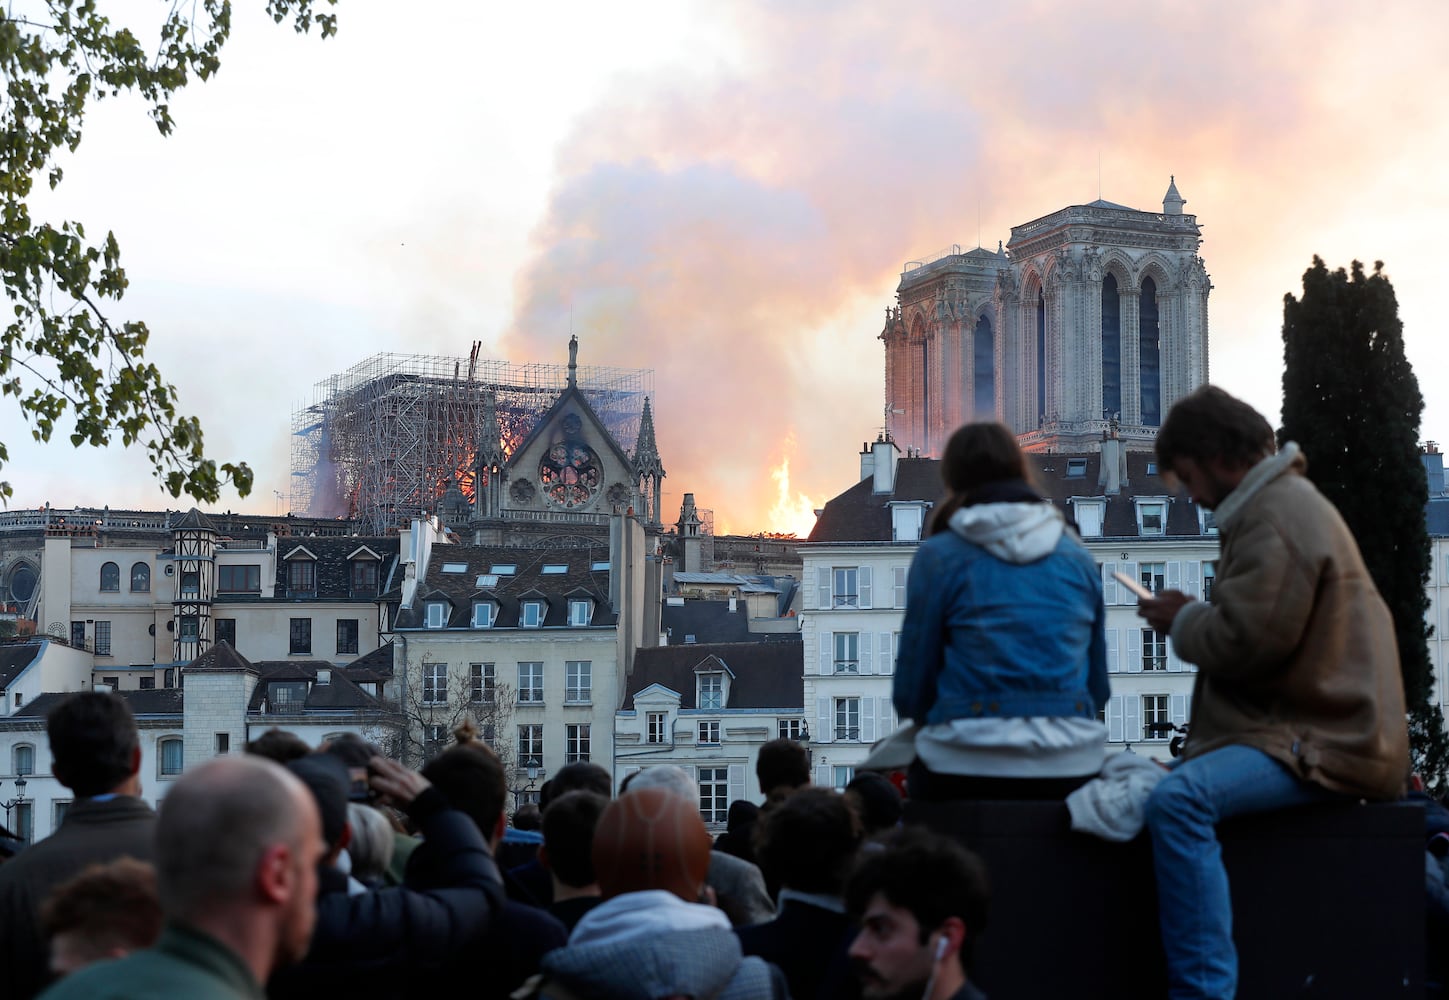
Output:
top-left (396, 544), bottom-right (616, 630)
top-left (269, 536), bottom-right (400, 603)
top-left (661, 600), bottom-right (755, 646)
top-left (0, 640), bottom-right (43, 689)
top-left (626, 640), bottom-right (803, 710)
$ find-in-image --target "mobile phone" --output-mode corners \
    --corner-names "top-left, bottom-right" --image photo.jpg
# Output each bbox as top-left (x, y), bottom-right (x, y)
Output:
top-left (1112, 570), bottom-right (1154, 601)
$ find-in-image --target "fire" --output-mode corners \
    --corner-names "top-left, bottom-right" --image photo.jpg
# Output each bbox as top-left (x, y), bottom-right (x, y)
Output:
top-left (767, 439), bottom-right (819, 538)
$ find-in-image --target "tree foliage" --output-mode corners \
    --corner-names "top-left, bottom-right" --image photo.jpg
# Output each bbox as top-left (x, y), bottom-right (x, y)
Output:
top-left (367, 655), bottom-right (518, 779)
top-left (0, 1), bottom-right (336, 504)
top-left (1280, 256), bottom-right (1449, 793)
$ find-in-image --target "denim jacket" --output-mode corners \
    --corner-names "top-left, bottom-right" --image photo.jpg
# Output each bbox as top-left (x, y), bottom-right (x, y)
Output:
top-left (894, 498), bottom-right (1109, 726)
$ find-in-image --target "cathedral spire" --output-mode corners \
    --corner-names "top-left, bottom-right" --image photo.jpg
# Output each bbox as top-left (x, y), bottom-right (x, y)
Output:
top-left (476, 390), bottom-right (506, 470)
top-left (1163, 175), bottom-right (1186, 216)
top-left (633, 397), bottom-right (664, 479)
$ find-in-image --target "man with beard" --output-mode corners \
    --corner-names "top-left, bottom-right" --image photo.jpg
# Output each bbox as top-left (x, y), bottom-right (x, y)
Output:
top-left (846, 828), bottom-right (990, 1000)
top-left (39, 756), bottom-right (325, 999)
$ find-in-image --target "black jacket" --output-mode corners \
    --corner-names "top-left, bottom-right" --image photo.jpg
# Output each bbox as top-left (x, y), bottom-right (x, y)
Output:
top-left (737, 898), bottom-right (856, 1000)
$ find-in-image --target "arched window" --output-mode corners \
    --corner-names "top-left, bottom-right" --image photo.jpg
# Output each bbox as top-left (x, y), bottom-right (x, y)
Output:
top-left (1036, 289), bottom-right (1047, 425)
top-left (158, 737), bottom-right (184, 777)
top-left (130, 562), bottom-right (151, 593)
top-left (7, 562), bottom-right (37, 605)
top-left (1102, 273), bottom-right (1121, 418)
top-left (973, 315), bottom-right (994, 417)
top-left (13, 743), bottom-right (34, 776)
top-left (1139, 276), bottom-right (1161, 425)
top-left (99, 562), bottom-right (120, 592)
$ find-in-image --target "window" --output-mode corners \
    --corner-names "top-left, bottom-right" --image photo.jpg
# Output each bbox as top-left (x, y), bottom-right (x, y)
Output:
top-left (351, 560), bottom-right (378, 593)
top-left (94, 620), bottom-right (112, 655)
top-left (215, 732), bottom-right (230, 755)
top-left (289, 618), bottom-right (311, 655)
top-left (178, 616), bottom-right (199, 641)
top-left (270, 680), bottom-right (308, 709)
top-left (425, 603), bottom-right (448, 629)
top-left (698, 767), bottom-right (728, 824)
top-left (130, 562), bottom-right (151, 592)
top-left (518, 724), bottom-right (543, 761)
top-left (647, 712), bottom-right (668, 744)
top-left (472, 603), bottom-right (495, 629)
top-left (476, 574), bottom-right (499, 589)
top-left (1202, 561), bottom-right (1216, 602)
top-left (70, 621), bottom-right (85, 647)
top-left (565, 661), bottom-right (592, 703)
top-left (1066, 457), bottom-right (1088, 478)
top-left (1199, 507), bottom-right (1218, 536)
top-left (1142, 628), bottom-right (1167, 671)
top-left (100, 561), bottom-right (120, 591)
top-left (491, 564), bottom-right (517, 576)
top-left (14, 802), bottom-right (31, 844)
top-left (568, 599), bottom-right (592, 626)
top-left (470, 663), bottom-right (495, 704)
top-left (163, 667), bottom-right (175, 689)
top-left (893, 566), bottom-right (907, 609)
top-left (832, 567), bottom-right (858, 608)
top-left (13, 744), bottom-right (34, 776)
top-left (778, 719), bottom-right (805, 740)
top-left (54, 801), bottom-right (71, 829)
top-left (1074, 499), bottom-right (1106, 538)
top-left (336, 619), bottom-right (359, 656)
top-left (834, 632), bottom-right (859, 673)
top-left (1143, 694), bottom-right (1170, 740)
top-left (518, 662), bottom-right (543, 703)
top-left (215, 618), bottom-right (236, 648)
top-left (424, 724), bottom-right (447, 747)
top-left (542, 564), bottom-right (568, 575)
top-left (833, 765), bottom-right (856, 792)
top-left (698, 720), bottom-right (721, 744)
top-left (218, 565), bottom-right (261, 593)
top-left (835, 697), bottom-right (861, 741)
top-left (1139, 562), bottom-right (1166, 595)
top-left (287, 559), bottom-right (316, 594)
top-left (1138, 501), bottom-right (1167, 536)
top-left (102, 676), bottom-right (119, 689)
top-left (521, 601), bottom-right (544, 628)
top-left (180, 570), bottom-right (200, 597)
top-left (566, 723), bottom-right (591, 763)
top-left (698, 674), bottom-right (723, 710)
top-left (441, 562), bottom-right (468, 574)
top-left (139, 676), bottom-right (155, 690)
top-left (422, 662), bottom-right (448, 704)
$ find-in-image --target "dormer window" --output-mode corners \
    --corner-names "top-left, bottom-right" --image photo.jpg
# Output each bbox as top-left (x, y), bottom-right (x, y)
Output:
top-left (351, 560), bottom-right (378, 593)
top-left (1072, 498), bottom-right (1106, 538)
top-left (889, 501), bottom-right (928, 543)
top-left (425, 602), bottom-right (448, 629)
top-left (472, 603), bottom-right (495, 629)
top-left (698, 673), bottom-right (724, 710)
top-left (287, 558), bottom-right (316, 594)
top-left (568, 599), bottom-right (592, 627)
top-left (521, 601), bottom-right (544, 628)
top-left (1066, 458), bottom-right (1088, 479)
top-left (1134, 499), bottom-right (1168, 536)
top-left (441, 562), bottom-right (468, 574)
top-left (1198, 507), bottom-right (1218, 536)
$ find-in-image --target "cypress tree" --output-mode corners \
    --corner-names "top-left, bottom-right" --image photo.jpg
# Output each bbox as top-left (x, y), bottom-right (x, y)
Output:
top-left (1280, 257), bottom-right (1449, 793)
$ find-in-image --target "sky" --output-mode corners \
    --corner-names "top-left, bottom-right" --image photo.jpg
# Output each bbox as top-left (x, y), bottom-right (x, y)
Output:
top-left (8, 0), bottom-right (1449, 536)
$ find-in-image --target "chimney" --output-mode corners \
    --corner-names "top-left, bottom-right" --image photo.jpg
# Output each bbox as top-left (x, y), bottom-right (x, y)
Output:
top-left (872, 436), bottom-right (901, 495)
top-left (1099, 438), bottom-right (1124, 495)
top-left (860, 443), bottom-right (875, 482)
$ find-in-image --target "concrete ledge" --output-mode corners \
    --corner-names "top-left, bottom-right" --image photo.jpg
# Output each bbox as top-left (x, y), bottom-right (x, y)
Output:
top-left (904, 798), bottom-right (1425, 1000)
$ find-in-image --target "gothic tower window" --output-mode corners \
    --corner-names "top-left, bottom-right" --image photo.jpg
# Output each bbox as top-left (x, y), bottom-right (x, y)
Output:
top-left (1140, 276), bottom-right (1161, 425)
top-left (973, 315), bottom-right (994, 417)
top-left (1036, 289), bottom-right (1047, 425)
top-left (1102, 273), bottom-right (1121, 418)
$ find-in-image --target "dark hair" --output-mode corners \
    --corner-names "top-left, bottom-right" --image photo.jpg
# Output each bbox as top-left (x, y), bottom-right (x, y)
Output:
top-left (755, 787), bottom-right (862, 894)
top-left (844, 772), bottom-right (903, 835)
top-left (512, 804), bottom-right (542, 831)
top-left (40, 857), bottom-right (162, 956)
top-left (726, 799), bottom-right (759, 833)
top-left (543, 762), bottom-right (612, 808)
top-left (1155, 385), bottom-right (1274, 474)
top-left (47, 692), bottom-right (138, 797)
top-left (420, 736), bottom-right (506, 840)
top-left (245, 728), bottom-right (311, 765)
top-left (929, 422), bottom-right (1032, 536)
top-left (756, 738), bottom-right (810, 795)
top-left (321, 732), bottom-right (379, 769)
top-left (846, 828), bottom-right (990, 971)
top-left (541, 790), bottom-right (609, 888)
top-left (287, 754), bottom-right (351, 849)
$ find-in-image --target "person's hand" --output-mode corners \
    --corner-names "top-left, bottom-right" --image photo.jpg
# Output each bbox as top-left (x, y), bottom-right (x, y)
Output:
top-left (368, 755), bottom-right (430, 808)
top-left (1137, 589), bottom-right (1194, 633)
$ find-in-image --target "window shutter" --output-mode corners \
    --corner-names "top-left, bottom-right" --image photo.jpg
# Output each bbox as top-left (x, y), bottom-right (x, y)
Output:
top-left (816, 567), bottom-right (831, 610)
top-left (816, 763), bottom-right (831, 787)
top-left (1171, 693), bottom-right (1189, 727)
top-left (1121, 562), bottom-right (1138, 602)
top-left (860, 632), bottom-right (874, 675)
top-left (894, 566), bottom-right (907, 609)
top-left (817, 697), bottom-right (831, 744)
top-left (1125, 697), bottom-right (1142, 745)
top-left (1184, 561), bottom-right (1201, 598)
top-left (1126, 627), bottom-right (1143, 673)
top-left (1166, 638), bottom-right (1182, 673)
top-left (1108, 695), bottom-right (1124, 743)
top-left (1166, 561), bottom-right (1182, 592)
top-left (862, 698), bottom-right (876, 742)
top-left (879, 633), bottom-right (894, 675)
top-left (1103, 561), bottom-right (1119, 605)
top-left (1105, 628), bottom-right (1119, 674)
top-left (819, 636), bottom-right (833, 676)
top-left (858, 566), bottom-right (873, 609)
top-left (728, 764), bottom-right (744, 803)
top-left (878, 697), bottom-right (894, 738)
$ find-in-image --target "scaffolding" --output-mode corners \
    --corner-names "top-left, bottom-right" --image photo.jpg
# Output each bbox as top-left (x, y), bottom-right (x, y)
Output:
top-left (291, 351), bottom-right (653, 534)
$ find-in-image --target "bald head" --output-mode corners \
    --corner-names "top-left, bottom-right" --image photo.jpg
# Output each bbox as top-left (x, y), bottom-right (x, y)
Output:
top-left (156, 756), bottom-right (317, 920)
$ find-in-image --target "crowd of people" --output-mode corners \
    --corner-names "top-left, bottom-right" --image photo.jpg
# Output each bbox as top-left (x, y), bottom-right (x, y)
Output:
top-left (0, 386), bottom-right (1435, 1000)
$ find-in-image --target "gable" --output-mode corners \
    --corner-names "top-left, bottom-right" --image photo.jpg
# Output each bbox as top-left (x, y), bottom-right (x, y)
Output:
top-left (505, 386), bottom-right (636, 514)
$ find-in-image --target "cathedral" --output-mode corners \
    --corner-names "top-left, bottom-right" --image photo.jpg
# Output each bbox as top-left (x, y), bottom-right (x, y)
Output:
top-left (881, 178), bottom-right (1211, 455)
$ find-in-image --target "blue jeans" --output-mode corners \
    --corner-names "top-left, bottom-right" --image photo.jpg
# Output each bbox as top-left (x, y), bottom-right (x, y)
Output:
top-left (1144, 744), bottom-right (1337, 1000)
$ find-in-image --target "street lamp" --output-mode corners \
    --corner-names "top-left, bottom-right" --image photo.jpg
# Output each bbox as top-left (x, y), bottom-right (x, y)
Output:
top-left (3, 777), bottom-right (29, 840)
top-left (511, 757), bottom-right (545, 813)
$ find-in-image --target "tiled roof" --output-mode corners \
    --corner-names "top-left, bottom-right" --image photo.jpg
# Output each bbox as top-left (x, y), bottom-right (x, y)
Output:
top-left (0, 640), bottom-right (43, 688)
top-left (396, 544), bottom-right (615, 630)
top-left (270, 536), bottom-right (401, 603)
top-left (185, 641), bottom-right (256, 674)
top-left (247, 660), bottom-right (383, 712)
top-left (809, 452), bottom-right (1205, 543)
top-left (347, 642), bottom-right (395, 679)
top-left (172, 508), bottom-right (219, 532)
top-left (661, 600), bottom-right (755, 646)
top-left (6, 687), bottom-right (184, 720)
top-left (626, 640), bottom-right (803, 710)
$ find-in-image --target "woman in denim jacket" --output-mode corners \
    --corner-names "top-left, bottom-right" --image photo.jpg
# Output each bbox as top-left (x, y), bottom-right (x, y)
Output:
top-left (895, 423), bottom-right (1110, 801)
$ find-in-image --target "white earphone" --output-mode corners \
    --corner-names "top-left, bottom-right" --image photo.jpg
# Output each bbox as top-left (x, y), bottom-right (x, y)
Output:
top-left (934, 934), bottom-right (949, 961)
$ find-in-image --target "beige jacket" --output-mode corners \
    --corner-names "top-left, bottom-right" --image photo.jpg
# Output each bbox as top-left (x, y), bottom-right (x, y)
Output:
top-left (1171, 444), bottom-right (1409, 799)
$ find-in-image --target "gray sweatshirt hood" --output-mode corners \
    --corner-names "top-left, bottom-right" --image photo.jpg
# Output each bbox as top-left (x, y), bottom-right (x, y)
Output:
top-left (948, 502), bottom-right (1065, 563)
